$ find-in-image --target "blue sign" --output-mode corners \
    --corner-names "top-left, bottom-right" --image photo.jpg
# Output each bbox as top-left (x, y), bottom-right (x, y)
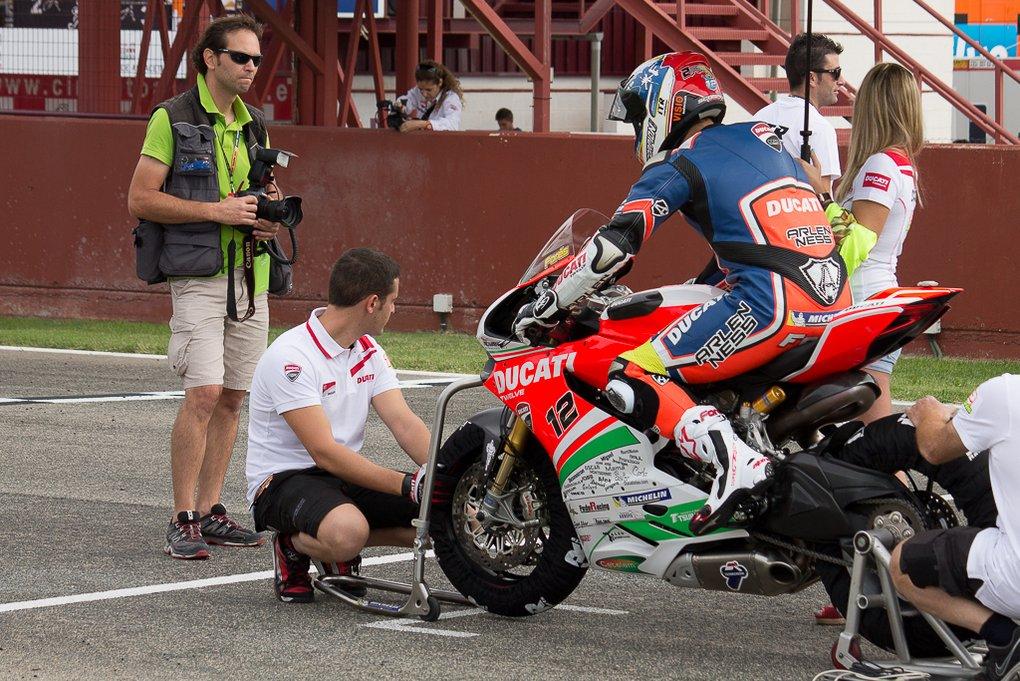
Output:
top-left (954, 23), bottom-right (1018, 59)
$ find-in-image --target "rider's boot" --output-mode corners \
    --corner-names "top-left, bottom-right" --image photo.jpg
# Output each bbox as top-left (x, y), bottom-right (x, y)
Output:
top-left (675, 406), bottom-right (774, 535)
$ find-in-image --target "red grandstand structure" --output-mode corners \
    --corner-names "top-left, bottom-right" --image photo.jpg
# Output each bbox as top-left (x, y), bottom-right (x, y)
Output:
top-left (0, 0), bottom-right (1016, 141)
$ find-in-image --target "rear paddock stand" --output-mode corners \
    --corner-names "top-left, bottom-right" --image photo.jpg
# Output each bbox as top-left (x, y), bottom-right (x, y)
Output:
top-left (312, 377), bottom-right (484, 620)
top-left (833, 527), bottom-right (985, 678)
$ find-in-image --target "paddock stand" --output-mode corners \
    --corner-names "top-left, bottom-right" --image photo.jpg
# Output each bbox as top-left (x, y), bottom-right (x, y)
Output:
top-left (833, 523), bottom-right (985, 678)
top-left (312, 377), bottom-right (484, 620)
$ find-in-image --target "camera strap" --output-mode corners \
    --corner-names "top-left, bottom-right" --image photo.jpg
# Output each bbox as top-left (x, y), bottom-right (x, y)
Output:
top-left (226, 236), bottom-right (257, 322)
top-left (219, 125), bottom-right (257, 323)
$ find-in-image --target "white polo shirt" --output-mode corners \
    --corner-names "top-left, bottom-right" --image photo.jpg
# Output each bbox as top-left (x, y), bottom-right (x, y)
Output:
top-left (953, 374), bottom-right (1020, 618)
top-left (755, 95), bottom-right (841, 181)
top-left (244, 308), bottom-right (400, 505)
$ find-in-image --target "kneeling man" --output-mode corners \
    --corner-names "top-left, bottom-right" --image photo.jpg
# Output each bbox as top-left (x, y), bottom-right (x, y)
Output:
top-left (246, 248), bottom-right (430, 602)
top-left (890, 375), bottom-right (1020, 680)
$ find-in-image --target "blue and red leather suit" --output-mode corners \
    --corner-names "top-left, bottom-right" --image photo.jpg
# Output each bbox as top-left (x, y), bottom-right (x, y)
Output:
top-left (609, 121), bottom-right (852, 383)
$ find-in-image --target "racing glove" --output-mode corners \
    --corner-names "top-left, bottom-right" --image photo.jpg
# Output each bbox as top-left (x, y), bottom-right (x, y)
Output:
top-left (824, 201), bottom-right (878, 277)
top-left (512, 288), bottom-right (564, 344)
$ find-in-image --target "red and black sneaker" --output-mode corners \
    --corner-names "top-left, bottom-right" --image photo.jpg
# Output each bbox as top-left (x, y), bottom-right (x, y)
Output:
top-left (165, 511), bottom-right (211, 560)
top-left (272, 533), bottom-right (313, 603)
top-left (200, 504), bottom-right (265, 547)
top-left (320, 555), bottom-right (366, 597)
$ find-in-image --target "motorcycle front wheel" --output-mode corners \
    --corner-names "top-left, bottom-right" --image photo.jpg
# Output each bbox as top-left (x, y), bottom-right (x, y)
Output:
top-left (430, 422), bottom-right (588, 616)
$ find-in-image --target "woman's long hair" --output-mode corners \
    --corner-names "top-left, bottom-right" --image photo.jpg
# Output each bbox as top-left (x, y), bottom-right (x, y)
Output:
top-left (836, 62), bottom-right (924, 204)
top-left (415, 60), bottom-right (464, 104)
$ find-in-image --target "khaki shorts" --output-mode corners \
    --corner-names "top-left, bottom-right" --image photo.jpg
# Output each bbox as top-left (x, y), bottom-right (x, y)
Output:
top-left (168, 272), bottom-right (269, 390)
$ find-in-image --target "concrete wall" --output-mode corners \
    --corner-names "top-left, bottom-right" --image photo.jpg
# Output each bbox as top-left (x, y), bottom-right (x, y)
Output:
top-left (952, 70), bottom-right (1020, 141)
top-left (1, 115), bottom-right (1017, 358)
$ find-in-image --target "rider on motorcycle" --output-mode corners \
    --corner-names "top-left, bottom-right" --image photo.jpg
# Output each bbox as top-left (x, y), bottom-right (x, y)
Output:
top-left (514, 52), bottom-right (853, 535)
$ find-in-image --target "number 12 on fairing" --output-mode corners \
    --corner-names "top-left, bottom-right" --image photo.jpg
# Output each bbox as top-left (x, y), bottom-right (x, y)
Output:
top-left (545, 392), bottom-right (579, 436)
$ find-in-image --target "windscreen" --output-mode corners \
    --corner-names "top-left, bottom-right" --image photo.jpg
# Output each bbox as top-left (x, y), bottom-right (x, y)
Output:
top-left (518, 209), bottom-right (611, 284)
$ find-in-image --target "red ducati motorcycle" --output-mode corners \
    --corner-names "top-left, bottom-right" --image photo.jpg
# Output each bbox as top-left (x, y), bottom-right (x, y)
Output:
top-left (429, 209), bottom-right (960, 634)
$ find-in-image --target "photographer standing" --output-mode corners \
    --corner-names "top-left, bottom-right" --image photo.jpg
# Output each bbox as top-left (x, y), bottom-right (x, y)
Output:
top-left (394, 60), bottom-right (463, 132)
top-left (127, 15), bottom-right (280, 560)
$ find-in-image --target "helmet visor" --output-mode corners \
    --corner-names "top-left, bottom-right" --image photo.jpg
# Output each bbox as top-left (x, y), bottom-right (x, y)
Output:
top-left (608, 86), bottom-right (645, 123)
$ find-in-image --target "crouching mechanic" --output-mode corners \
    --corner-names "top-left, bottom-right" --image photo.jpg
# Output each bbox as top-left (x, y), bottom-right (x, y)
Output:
top-left (888, 375), bottom-right (1020, 680)
top-left (514, 51), bottom-right (851, 535)
top-left (245, 248), bottom-right (432, 603)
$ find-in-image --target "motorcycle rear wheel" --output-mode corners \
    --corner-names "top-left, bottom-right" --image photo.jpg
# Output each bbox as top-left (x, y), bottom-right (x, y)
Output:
top-left (430, 422), bottom-right (587, 616)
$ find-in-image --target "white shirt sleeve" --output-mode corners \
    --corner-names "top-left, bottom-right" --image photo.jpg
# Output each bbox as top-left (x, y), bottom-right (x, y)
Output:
top-left (370, 345), bottom-right (401, 397)
top-left (952, 375), bottom-right (1014, 453)
top-left (261, 347), bottom-right (322, 415)
top-left (849, 153), bottom-right (899, 210)
top-left (818, 120), bottom-right (841, 180)
top-left (427, 91), bottom-right (462, 131)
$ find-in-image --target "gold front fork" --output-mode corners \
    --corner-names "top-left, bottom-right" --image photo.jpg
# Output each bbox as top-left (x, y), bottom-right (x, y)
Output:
top-left (489, 414), bottom-right (530, 496)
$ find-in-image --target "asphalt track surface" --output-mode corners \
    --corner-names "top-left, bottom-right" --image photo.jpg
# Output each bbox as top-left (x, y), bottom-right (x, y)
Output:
top-left (0, 347), bottom-right (889, 680)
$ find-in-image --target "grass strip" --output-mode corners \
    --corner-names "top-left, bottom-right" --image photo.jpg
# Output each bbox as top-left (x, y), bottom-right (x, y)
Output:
top-left (1, 316), bottom-right (1017, 402)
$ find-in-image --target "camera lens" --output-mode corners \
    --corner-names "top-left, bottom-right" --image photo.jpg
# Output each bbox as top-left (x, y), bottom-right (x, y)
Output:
top-left (258, 196), bottom-right (303, 228)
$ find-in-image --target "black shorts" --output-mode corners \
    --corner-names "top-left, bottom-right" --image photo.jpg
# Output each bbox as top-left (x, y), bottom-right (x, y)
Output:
top-left (252, 466), bottom-right (418, 538)
top-left (899, 526), bottom-right (985, 598)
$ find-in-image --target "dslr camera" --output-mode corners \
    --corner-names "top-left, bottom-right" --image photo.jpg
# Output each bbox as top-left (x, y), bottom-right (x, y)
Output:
top-left (376, 98), bottom-right (407, 131)
top-left (236, 145), bottom-right (303, 229)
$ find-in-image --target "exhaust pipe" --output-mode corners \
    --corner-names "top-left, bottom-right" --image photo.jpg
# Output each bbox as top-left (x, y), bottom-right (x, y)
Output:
top-left (665, 549), bottom-right (804, 596)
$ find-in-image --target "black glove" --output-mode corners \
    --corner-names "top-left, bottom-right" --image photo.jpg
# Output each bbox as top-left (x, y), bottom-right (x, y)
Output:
top-left (512, 289), bottom-right (563, 344)
top-left (402, 463), bottom-right (457, 506)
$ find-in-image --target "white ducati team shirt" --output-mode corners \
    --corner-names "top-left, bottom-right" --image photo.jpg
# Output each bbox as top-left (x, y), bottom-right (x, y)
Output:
top-left (400, 86), bottom-right (462, 131)
top-left (952, 374), bottom-right (1020, 618)
top-left (843, 149), bottom-right (918, 301)
top-left (244, 308), bottom-right (400, 505)
top-left (754, 96), bottom-right (841, 181)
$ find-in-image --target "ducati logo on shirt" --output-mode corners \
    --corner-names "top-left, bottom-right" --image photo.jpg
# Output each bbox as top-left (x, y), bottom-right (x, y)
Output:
top-left (799, 257), bottom-right (842, 306)
top-left (322, 381), bottom-right (337, 396)
top-left (863, 172), bottom-right (891, 191)
top-left (284, 364), bottom-right (302, 382)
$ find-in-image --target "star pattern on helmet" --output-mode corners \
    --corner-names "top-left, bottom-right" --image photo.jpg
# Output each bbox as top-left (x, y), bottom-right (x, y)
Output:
top-left (640, 73), bottom-right (653, 88)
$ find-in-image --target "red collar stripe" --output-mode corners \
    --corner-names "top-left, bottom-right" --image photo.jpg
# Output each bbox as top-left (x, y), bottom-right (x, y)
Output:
top-left (349, 348), bottom-right (377, 376)
top-left (305, 321), bottom-right (332, 359)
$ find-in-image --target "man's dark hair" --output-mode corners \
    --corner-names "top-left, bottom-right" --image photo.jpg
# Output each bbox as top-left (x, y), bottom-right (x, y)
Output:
top-left (495, 107), bottom-right (514, 122)
top-left (784, 33), bottom-right (843, 90)
top-left (329, 248), bottom-right (400, 307)
top-left (190, 15), bottom-right (263, 76)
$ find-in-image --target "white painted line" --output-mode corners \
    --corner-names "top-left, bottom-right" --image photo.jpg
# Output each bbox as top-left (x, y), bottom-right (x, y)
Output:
top-left (0, 379), bottom-right (466, 405)
top-left (363, 607), bottom-right (485, 638)
top-left (0, 550), bottom-right (420, 614)
top-left (0, 346), bottom-right (166, 360)
top-left (0, 346), bottom-right (475, 380)
top-left (554, 604), bottom-right (628, 615)
top-left (360, 601), bottom-right (628, 638)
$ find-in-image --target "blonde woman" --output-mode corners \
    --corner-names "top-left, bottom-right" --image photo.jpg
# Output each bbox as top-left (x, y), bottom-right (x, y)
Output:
top-left (801, 62), bottom-right (923, 424)
top-left (395, 60), bottom-right (464, 132)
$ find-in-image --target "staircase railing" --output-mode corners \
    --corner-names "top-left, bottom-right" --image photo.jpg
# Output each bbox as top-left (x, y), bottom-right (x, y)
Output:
top-left (815, 0), bottom-right (1018, 144)
top-left (904, 0), bottom-right (1020, 143)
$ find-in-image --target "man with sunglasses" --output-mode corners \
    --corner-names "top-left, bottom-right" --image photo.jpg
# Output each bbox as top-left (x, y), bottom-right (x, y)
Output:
top-left (756, 33), bottom-right (848, 193)
top-left (128, 15), bottom-right (280, 560)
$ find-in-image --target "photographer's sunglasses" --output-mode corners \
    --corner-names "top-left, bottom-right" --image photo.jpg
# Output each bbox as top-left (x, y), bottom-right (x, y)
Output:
top-left (216, 48), bottom-right (263, 67)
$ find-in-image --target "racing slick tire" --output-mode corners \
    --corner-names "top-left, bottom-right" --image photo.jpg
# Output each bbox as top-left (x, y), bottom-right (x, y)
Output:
top-left (430, 422), bottom-right (587, 617)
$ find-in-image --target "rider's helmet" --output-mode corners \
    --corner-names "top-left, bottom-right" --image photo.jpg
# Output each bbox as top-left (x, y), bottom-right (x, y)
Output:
top-left (608, 51), bottom-right (726, 165)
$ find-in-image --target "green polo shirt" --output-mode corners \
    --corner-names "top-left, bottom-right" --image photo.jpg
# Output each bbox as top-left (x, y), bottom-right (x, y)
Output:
top-left (140, 73), bottom-right (270, 294)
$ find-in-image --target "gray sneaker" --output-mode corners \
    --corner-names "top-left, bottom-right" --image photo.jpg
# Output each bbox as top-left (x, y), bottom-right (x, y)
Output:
top-left (165, 511), bottom-right (211, 560)
top-left (200, 504), bottom-right (265, 547)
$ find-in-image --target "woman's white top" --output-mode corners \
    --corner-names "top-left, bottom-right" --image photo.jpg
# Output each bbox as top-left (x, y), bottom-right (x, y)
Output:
top-left (844, 149), bottom-right (918, 301)
top-left (400, 86), bottom-right (462, 131)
